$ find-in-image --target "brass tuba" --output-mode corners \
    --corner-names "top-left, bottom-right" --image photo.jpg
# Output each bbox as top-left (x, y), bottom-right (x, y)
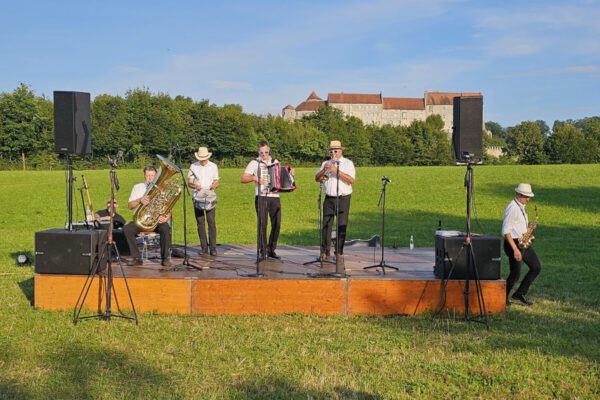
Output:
top-left (133, 155), bottom-right (182, 231)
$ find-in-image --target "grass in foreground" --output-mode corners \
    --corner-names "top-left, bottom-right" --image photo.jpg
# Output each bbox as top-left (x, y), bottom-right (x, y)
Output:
top-left (0, 164), bottom-right (599, 399)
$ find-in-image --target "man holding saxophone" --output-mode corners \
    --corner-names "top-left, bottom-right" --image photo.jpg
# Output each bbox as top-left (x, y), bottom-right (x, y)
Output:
top-left (124, 165), bottom-right (173, 267)
top-left (188, 146), bottom-right (219, 256)
top-left (502, 183), bottom-right (542, 306)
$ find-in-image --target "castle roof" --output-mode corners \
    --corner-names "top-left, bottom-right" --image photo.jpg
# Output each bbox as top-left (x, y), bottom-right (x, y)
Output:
top-left (296, 91), bottom-right (325, 111)
top-left (383, 97), bottom-right (425, 110)
top-left (328, 93), bottom-right (382, 104)
top-left (283, 104), bottom-right (295, 110)
top-left (425, 92), bottom-right (482, 105)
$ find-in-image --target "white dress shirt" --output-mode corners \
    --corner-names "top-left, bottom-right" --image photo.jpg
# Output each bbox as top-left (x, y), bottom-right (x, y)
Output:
top-left (188, 161), bottom-right (219, 197)
top-left (502, 198), bottom-right (529, 239)
top-left (244, 157), bottom-right (280, 197)
top-left (129, 182), bottom-right (149, 202)
top-left (320, 156), bottom-right (356, 196)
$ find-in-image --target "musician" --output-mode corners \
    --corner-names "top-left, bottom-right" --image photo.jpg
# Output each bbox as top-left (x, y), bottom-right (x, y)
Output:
top-left (95, 198), bottom-right (126, 229)
top-left (188, 146), bottom-right (220, 256)
top-left (502, 183), bottom-right (542, 306)
top-left (315, 140), bottom-right (356, 262)
top-left (241, 140), bottom-right (293, 260)
top-left (124, 166), bottom-right (172, 267)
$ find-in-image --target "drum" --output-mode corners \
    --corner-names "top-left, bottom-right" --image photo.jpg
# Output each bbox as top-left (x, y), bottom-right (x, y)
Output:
top-left (193, 188), bottom-right (217, 210)
top-left (267, 163), bottom-right (296, 193)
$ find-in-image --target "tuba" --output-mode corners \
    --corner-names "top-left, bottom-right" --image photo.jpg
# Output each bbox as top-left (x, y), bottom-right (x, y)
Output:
top-left (133, 155), bottom-right (182, 231)
top-left (518, 206), bottom-right (538, 249)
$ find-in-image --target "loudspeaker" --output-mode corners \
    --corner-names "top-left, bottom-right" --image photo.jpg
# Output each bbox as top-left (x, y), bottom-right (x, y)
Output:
top-left (434, 234), bottom-right (501, 280)
top-left (452, 96), bottom-right (483, 161)
top-left (54, 91), bottom-right (92, 155)
top-left (35, 229), bottom-right (107, 275)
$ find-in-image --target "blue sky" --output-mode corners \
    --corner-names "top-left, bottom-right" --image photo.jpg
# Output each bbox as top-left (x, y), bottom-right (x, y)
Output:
top-left (1, 0), bottom-right (599, 127)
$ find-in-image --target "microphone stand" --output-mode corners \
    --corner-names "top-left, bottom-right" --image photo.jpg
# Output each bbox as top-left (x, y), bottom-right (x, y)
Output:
top-left (73, 154), bottom-right (138, 324)
top-left (304, 169), bottom-right (334, 268)
top-left (364, 178), bottom-right (399, 275)
top-left (163, 145), bottom-right (201, 271)
top-left (243, 159), bottom-right (266, 277)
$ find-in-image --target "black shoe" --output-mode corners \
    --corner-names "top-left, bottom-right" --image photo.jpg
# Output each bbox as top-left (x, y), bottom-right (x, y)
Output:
top-left (200, 248), bottom-right (209, 255)
top-left (127, 258), bottom-right (143, 266)
top-left (511, 293), bottom-right (533, 306)
top-left (161, 259), bottom-right (172, 268)
top-left (268, 251), bottom-right (281, 260)
top-left (257, 253), bottom-right (267, 262)
top-left (210, 249), bottom-right (217, 256)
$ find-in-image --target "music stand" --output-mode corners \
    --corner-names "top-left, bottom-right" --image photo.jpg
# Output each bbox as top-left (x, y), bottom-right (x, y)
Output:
top-left (242, 159), bottom-right (268, 277)
top-left (73, 154), bottom-right (138, 324)
top-left (364, 177), bottom-right (399, 275)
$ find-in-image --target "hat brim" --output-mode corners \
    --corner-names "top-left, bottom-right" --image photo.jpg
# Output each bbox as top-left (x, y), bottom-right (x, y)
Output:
top-left (515, 190), bottom-right (534, 197)
top-left (195, 152), bottom-right (212, 161)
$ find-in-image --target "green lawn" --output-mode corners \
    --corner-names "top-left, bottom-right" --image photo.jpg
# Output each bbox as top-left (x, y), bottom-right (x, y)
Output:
top-left (0, 164), bottom-right (599, 399)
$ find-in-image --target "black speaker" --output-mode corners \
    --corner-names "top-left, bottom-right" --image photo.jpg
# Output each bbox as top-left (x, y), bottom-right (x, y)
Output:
top-left (54, 91), bottom-right (92, 155)
top-left (434, 234), bottom-right (501, 280)
top-left (35, 229), bottom-right (107, 275)
top-left (452, 96), bottom-right (483, 161)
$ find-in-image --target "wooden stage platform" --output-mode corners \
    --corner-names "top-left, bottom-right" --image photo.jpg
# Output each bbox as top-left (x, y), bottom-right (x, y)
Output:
top-left (34, 244), bottom-right (506, 316)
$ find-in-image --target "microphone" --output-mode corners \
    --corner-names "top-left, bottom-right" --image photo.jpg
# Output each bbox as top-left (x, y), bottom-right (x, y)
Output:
top-left (382, 176), bottom-right (391, 183)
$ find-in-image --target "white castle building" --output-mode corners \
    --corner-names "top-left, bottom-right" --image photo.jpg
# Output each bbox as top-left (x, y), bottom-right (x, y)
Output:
top-left (282, 91), bottom-right (482, 135)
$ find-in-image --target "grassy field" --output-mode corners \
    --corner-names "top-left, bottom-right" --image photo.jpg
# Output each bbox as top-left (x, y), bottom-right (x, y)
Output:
top-left (0, 164), bottom-right (599, 399)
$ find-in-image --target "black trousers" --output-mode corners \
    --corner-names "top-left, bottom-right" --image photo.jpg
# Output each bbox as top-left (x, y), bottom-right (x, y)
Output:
top-left (321, 195), bottom-right (351, 255)
top-left (504, 238), bottom-right (542, 297)
top-left (123, 221), bottom-right (172, 261)
top-left (255, 196), bottom-right (281, 255)
top-left (194, 207), bottom-right (217, 251)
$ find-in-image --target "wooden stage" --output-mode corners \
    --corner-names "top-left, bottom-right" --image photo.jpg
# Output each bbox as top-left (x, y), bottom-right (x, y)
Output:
top-left (34, 244), bottom-right (506, 316)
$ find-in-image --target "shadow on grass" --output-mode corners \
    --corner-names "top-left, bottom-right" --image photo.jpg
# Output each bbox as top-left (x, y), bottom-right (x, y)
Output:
top-left (18, 277), bottom-right (34, 306)
top-left (234, 376), bottom-right (383, 399)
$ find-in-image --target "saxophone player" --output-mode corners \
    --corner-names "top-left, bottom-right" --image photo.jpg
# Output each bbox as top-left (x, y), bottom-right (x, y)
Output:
top-left (124, 166), bottom-right (173, 267)
top-left (502, 183), bottom-right (542, 306)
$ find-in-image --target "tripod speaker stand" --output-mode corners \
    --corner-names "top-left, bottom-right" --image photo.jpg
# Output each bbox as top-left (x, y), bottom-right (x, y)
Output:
top-left (364, 176), bottom-right (398, 275)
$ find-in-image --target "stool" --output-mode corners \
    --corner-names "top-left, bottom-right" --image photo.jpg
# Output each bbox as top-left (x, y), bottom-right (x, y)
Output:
top-left (137, 232), bottom-right (160, 260)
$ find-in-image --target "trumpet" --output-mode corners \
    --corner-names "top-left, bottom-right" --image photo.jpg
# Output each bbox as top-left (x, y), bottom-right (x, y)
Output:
top-left (320, 159), bottom-right (335, 181)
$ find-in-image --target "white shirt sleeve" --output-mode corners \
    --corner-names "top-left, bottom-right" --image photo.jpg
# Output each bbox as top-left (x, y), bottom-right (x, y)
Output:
top-left (244, 160), bottom-right (258, 176)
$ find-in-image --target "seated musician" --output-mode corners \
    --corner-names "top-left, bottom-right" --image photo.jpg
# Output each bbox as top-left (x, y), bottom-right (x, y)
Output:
top-left (95, 198), bottom-right (126, 229)
top-left (123, 166), bottom-right (172, 267)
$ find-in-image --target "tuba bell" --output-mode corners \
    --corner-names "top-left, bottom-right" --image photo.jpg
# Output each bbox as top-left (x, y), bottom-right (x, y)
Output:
top-left (133, 155), bottom-right (182, 231)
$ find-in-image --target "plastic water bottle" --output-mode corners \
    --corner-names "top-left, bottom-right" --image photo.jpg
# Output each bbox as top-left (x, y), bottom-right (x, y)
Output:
top-left (409, 235), bottom-right (414, 250)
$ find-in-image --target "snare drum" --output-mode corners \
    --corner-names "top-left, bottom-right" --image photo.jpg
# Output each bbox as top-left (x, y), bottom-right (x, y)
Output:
top-left (267, 163), bottom-right (296, 193)
top-left (193, 188), bottom-right (217, 210)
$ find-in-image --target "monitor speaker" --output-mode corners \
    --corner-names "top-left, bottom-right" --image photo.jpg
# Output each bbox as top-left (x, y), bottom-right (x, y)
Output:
top-left (434, 233), bottom-right (501, 280)
top-left (452, 96), bottom-right (483, 162)
top-left (54, 91), bottom-right (92, 155)
top-left (35, 229), bottom-right (107, 275)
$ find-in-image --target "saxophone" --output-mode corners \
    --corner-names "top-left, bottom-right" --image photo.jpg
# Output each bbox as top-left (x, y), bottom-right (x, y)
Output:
top-left (133, 155), bottom-right (182, 231)
top-left (518, 206), bottom-right (538, 249)
top-left (81, 175), bottom-right (95, 223)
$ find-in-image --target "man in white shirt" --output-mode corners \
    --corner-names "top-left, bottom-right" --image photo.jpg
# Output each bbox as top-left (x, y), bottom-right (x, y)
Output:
top-left (123, 165), bottom-right (172, 267)
top-left (502, 183), bottom-right (542, 306)
top-left (315, 140), bottom-right (356, 261)
top-left (241, 140), bottom-right (290, 261)
top-left (188, 147), bottom-right (219, 256)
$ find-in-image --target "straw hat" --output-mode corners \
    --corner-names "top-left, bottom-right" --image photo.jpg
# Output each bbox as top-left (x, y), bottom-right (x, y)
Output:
top-left (195, 147), bottom-right (212, 161)
top-left (328, 140), bottom-right (344, 150)
top-left (515, 183), bottom-right (534, 197)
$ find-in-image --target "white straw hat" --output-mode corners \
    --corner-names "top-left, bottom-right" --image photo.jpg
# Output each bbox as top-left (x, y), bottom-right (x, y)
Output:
top-left (515, 183), bottom-right (534, 197)
top-left (194, 147), bottom-right (212, 161)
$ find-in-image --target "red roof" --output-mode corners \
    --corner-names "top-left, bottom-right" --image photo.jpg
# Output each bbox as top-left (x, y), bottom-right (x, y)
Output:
top-left (306, 91), bottom-right (323, 101)
top-left (383, 97), bottom-right (424, 110)
top-left (425, 92), bottom-right (482, 105)
top-left (328, 93), bottom-right (382, 104)
top-left (296, 99), bottom-right (325, 112)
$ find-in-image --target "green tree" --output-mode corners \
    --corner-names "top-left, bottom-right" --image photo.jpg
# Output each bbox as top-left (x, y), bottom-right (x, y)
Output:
top-left (545, 123), bottom-right (598, 164)
top-left (485, 121), bottom-right (506, 139)
top-left (369, 125), bottom-right (413, 165)
top-left (506, 121), bottom-right (547, 164)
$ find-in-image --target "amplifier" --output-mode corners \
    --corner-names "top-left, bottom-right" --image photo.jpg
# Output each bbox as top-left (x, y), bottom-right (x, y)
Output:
top-left (35, 229), bottom-right (108, 275)
top-left (434, 233), bottom-right (501, 280)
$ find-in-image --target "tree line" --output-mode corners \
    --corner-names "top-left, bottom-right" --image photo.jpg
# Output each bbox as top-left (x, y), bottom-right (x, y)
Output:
top-left (0, 83), bottom-right (598, 170)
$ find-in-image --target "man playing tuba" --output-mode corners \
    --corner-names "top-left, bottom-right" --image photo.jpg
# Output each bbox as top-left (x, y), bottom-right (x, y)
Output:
top-left (124, 165), bottom-right (173, 267)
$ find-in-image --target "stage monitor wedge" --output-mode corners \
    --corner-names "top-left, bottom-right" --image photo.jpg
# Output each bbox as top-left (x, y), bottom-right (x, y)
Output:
top-left (54, 91), bottom-right (92, 156)
top-left (452, 95), bottom-right (483, 162)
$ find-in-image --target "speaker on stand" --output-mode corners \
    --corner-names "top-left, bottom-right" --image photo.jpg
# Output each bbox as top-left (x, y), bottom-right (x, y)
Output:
top-left (452, 95), bottom-right (483, 162)
top-left (53, 91), bottom-right (91, 231)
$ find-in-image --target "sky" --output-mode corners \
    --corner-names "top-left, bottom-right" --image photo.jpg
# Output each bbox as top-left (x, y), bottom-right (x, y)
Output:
top-left (1, 0), bottom-right (599, 127)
